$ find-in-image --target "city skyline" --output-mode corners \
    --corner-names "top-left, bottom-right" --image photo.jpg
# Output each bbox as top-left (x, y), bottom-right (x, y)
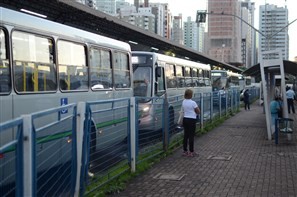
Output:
top-left (126, 0), bottom-right (297, 61)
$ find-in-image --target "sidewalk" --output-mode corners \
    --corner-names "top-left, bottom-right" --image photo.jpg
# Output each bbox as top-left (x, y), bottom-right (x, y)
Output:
top-left (111, 101), bottom-right (297, 197)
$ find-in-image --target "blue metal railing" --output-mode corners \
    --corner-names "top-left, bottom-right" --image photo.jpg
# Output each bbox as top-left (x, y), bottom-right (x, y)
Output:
top-left (0, 89), bottom-right (251, 196)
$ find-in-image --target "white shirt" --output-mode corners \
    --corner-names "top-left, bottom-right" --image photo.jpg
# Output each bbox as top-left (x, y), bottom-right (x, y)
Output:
top-left (182, 99), bottom-right (198, 119)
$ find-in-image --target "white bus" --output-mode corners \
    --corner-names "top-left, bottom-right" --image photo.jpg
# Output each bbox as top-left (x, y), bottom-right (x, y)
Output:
top-left (132, 52), bottom-right (211, 138)
top-left (211, 70), bottom-right (242, 91)
top-left (0, 7), bottom-right (132, 193)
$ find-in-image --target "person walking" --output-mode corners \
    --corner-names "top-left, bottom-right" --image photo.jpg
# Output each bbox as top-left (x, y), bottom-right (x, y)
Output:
top-left (243, 89), bottom-right (250, 110)
top-left (286, 87), bottom-right (295, 114)
top-left (181, 89), bottom-right (200, 157)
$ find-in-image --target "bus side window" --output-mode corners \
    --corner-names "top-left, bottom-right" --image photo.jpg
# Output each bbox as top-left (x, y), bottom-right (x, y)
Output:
top-left (113, 51), bottom-right (130, 89)
top-left (165, 63), bottom-right (176, 88)
top-left (197, 68), bottom-right (204, 87)
top-left (57, 40), bottom-right (87, 91)
top-left (12, 31), bottom-right (57, 93)
top-left (156, 67), bottom-right (165, 93)
top-left (176, 65), bottom-right (184, 88)
top-left (0, 60), bottom-right (10, 93)
top-left (14, 61), bottom-right (34, 92)
top-left (0, 29), bottom-right (11, 93)
top-left (90, 48), bottom-right (112, 90)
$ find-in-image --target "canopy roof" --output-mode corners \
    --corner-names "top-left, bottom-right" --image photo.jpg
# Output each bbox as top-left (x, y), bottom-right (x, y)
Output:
top-left (242, 60), bottom-right (297, 77)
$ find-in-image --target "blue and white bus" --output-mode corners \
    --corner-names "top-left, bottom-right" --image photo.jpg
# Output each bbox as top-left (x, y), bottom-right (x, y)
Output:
top-left (0, 6), bottom-right (132, 194)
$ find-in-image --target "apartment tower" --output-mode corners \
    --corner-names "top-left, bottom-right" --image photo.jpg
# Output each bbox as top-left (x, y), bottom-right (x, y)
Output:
top-left (207, 0), bottom-right (241, 64)
top-left (259, 4), bottom-right (289, 60)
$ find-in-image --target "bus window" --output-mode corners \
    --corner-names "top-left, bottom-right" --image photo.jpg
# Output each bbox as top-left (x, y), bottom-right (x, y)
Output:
top-left (156, 66), bottom-right (165, 93)
top-left (192, 68), bottom-right (198, 87)
top-left (176, 65), bottom-right (184, 88)
top-left (114, 51), bottom-right (130, 88)
top-left (184, 67), bottom-right (192, 87)
top-left (197, 68), bottom-right (204, 86)
top-left (90, 48), bottom-right (112, 90)
top-left (204, 70), bottom-right (211, 86)
top-left (165, 63), bottom-right (176, 88)
top-left (0, 29), bottom-right (10, 93)
top-left (12, 31), bottom-right (56, 93)
top-left (58, 40), bottom-right (87, 91)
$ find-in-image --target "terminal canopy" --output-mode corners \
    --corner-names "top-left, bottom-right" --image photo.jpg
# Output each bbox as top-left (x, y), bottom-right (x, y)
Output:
top-left (243, 60), bottom-right (297, 77)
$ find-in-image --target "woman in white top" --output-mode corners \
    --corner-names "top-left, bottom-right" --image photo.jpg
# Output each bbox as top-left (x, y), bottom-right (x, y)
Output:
top-left (182, 89), bottom-right (200, 157)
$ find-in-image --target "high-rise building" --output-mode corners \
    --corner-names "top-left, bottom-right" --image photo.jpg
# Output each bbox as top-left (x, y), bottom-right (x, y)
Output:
top-left (207, 0), bottom-right (241, 64)
top-left (171, 14), bottom-right (183, 45)
top-left (134, 0), bottom-right (149, 11)
top-left (241, 0), bottom-right (256, 68)
top-left (184, 17), bottom-right (198, 50)
top-left (150, 3), bottom-right (165, 37)
top-left (75, 0), bottom-right (97, 9)
top-left (162, 3), bottom-right (171, 39)
top-left (259, 4), bottom-right (289, 60)
top-left (183, 17), bottom-right (205, 52)
top-left (120, 7), bottom-right (155, 33)
top-left (147, 3), bottom-right (171, 39)
top-left (96, 0), bottom-right (116, 15)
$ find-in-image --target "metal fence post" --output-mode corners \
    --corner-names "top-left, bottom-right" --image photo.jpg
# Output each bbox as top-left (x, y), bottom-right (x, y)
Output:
top-left (163, 98), bottom-right (169, 151)
top-left (22, 114), bottom-right (34, 197)
top-left (74, 102), bottom-right (85, 197)
top-left (219, 93), bottom-right (222, 118)
top-left (130, 97), bottom-right (136, 172)
top-left (210, 92), bottom-right (213, 122)
top-left (200, 93), bottom-right (204, 130)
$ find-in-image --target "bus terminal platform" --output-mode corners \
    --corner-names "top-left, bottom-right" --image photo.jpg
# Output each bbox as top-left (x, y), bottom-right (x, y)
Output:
top-left (111, 101), bottom-right (297, 197)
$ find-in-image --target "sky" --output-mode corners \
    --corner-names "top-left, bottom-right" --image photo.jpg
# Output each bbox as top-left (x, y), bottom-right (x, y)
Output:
top-left (127, 0), bottom-right (297, 61)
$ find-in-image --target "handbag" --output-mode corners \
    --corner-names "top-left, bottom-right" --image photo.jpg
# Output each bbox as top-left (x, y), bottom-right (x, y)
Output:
top-left (178, 111), bottom-right (184, 125)
top-left (177, 107), bottom-right (184, 125)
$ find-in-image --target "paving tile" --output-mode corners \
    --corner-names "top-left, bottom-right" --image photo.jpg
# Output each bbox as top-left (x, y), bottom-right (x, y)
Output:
top-left (109, 102), bottom-right (297, 196)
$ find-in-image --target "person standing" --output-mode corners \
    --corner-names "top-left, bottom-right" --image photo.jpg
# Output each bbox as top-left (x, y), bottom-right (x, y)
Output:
top-left (182, 89), bottom-right (200, 157)
top-left (243, 89), bottom-right (250, 110)
top-left (286, 87), bottom-right (295, 114)
top-left (270, 96), bottom-right (281, 135)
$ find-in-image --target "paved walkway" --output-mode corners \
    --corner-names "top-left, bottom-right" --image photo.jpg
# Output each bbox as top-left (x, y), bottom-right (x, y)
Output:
top-left (111, 101), bottom-right (297, 197)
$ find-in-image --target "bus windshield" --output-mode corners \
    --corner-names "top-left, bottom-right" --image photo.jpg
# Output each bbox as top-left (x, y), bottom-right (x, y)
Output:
top-left (133, 66), bottom-right (152, 97)
top-left (211, 74), bottom-right (227, 91)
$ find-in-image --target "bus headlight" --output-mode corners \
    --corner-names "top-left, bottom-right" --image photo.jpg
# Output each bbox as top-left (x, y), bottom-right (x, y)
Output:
top-left (141, 106), bottom-right (150, 117)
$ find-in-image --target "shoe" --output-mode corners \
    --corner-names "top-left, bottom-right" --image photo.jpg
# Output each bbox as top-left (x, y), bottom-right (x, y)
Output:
top-left (187, 152), bottom-right (194, 157)
top-left (182, 151), bottom-right (188, 156)
top-left (88, 171), bottom-right (94, 178)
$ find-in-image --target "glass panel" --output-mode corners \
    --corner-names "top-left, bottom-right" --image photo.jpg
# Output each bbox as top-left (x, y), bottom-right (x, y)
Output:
top-left (165, 64), bottom-right (176, 88)
top-left (114, 52), bottom-right (130, 88)
top-left (90, 48), bottom-right (112, 90)
top-left (58, 40), bottom-right (87, 91)
top-left (0, 29), bottom-right (11, 93)
top-left (12, 31), bottom-right (56, 92)
top-left (176, 65), bottom-right (184, 88)
top-left (133, 66), bottom-right (151, 97)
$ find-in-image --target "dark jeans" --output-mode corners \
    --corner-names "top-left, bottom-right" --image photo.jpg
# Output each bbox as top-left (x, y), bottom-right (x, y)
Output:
top-left (287, 98), bottom-right (295, 113)
top-left (244, 101), bottom-right (250, 110)
top-left (183, 117), bottom-right (196, 152)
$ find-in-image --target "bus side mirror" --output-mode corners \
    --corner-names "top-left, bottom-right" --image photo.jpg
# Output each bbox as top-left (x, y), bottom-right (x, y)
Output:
top-left (156, 67), bottom-right (161, 78)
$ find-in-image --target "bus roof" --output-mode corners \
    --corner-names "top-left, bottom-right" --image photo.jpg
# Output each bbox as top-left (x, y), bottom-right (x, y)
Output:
top-left (0, 7), bottom-right (131, 52)
top-left (132, 51), bottom-right (211, 70)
